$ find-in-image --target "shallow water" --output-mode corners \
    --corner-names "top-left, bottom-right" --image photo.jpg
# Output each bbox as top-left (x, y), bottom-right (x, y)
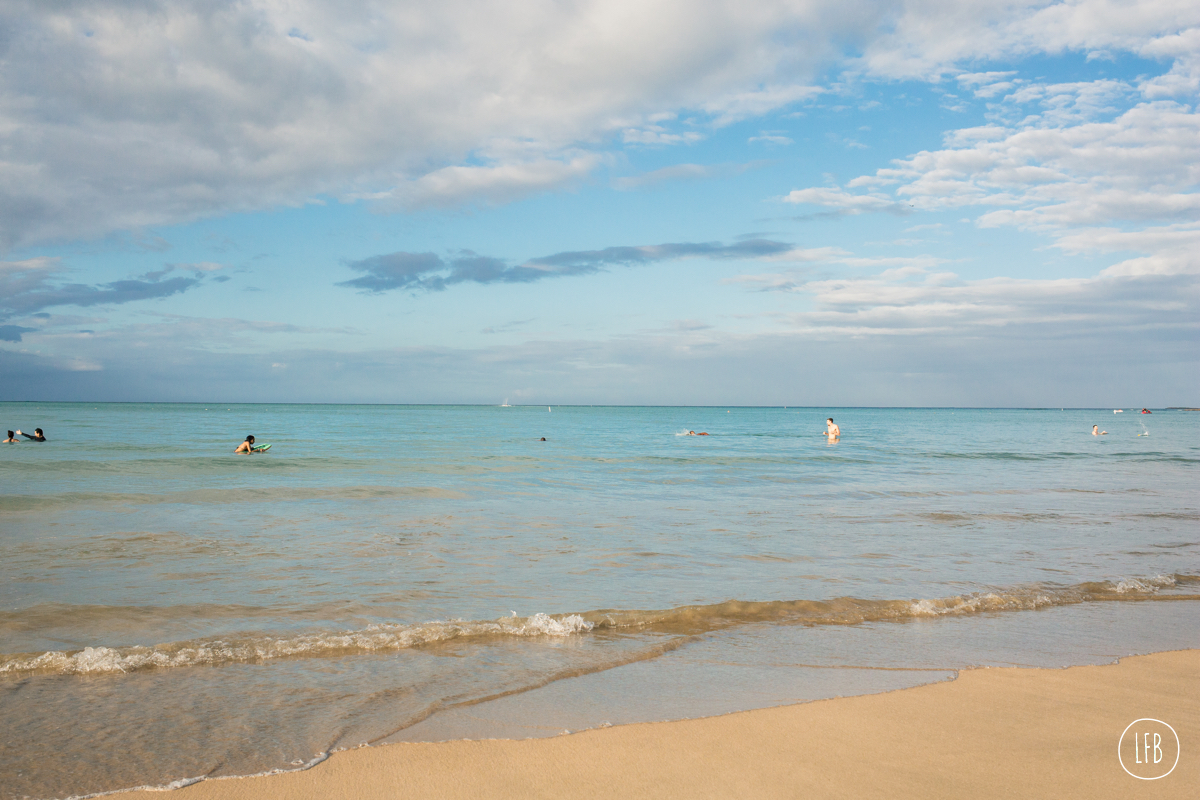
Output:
top-left (1, 404), bottom-right (1197, 798)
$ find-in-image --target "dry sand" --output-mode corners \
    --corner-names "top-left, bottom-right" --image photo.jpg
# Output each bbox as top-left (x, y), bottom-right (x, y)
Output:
top-left (111, 649), bottom-right (1197, 799)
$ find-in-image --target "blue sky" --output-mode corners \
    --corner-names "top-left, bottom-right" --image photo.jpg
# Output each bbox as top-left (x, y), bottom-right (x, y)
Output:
top-left (2, 0), bottom-right (1197, 405)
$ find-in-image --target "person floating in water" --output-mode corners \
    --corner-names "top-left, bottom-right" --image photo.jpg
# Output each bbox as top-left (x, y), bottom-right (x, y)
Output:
top-left (1092, 425), bottom-right (1107, 435)
top-left (3, 430), bottom-right (18, 443)
top-left (825, 418), bottom-right (840, 439)
top-left (17, 428), bottom-right (46, 442)
top-left (686, 430), bottom-right (709, 436)
top-left (1140, 408), bottom-right (1152, 414)
top-left (235, 435), bottom-right (258, 454)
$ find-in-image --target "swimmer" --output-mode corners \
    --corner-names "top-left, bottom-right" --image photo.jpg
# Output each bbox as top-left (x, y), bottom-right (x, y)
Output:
top-left (235, 435), bottom-right (257, 454)
top-left (1092, 425), bottom-right (1107, 435)
top-left (3, 430), bottom-right (18, 443)
top-left (17, 428), bottom-right (46, 442)
top-left (824, 418), bottom-right (840, 439)
top-left (539, 437), bottom-right (546, 441)
top-left (685, 431), bottom-right (710, 436)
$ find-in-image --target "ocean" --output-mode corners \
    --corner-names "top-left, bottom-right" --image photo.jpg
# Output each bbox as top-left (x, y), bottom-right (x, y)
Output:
top-left (1, 403), bottom-right (1197, 799)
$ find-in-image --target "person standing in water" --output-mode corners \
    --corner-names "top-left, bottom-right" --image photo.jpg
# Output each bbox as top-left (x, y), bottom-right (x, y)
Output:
top-left (825, 418), bottom-right (840, 439)
top-left (17, 428), bottom-right (46, 441)
top-left (235, 435), bottom-right (257, 454)
top-left (3, 430), bottom-right (18, 443)
top-left (1092, 425), bottom-right (1107, 435)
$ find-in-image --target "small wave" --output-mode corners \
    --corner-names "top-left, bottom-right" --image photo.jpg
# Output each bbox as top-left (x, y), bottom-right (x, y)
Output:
top-left (60, 751), bottom-right (333, 800)
top-left (0, 613), bottom-right (592, 677)
top-left (0, 485), bottom-right (466, 511)
top-left (1113, 575), bottom-right (1177, 593)
top-left (2, 575), bottom-right (1195, 677)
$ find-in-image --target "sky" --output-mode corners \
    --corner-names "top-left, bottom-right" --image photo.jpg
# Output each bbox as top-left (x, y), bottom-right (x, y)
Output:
top-left (1, 0), bottom-right (1198, 406)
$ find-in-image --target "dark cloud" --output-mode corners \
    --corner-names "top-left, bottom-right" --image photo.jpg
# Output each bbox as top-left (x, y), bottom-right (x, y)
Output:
top-left (1, 259), bottom-right (202, 321)
top-left (139, 262), bottom-right (227, 282)
top-left (338, 249), bottom-right (574, 292)
top-left (784, 210), bottom-right (860, 222)
top-left (337, 252), bottom-right (453, 292)
top-left (0, 324), bottom-right (33, 342)
top-left (340, 239), bottom-right (795, 293)
top-left (528, 239), bottom-right (792, 270)
top-left (481, 318), bottom-right (535, 334)
top-left (8, 278), bottom-right (200, 316)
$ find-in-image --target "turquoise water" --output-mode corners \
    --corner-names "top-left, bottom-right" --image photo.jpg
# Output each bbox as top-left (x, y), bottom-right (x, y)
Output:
top-left (1, 404), bottom-right (1198, 798)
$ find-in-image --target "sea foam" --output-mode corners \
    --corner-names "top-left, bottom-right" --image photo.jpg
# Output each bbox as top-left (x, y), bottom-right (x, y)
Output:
top-left (2, 576), bottom-right (1193, 677)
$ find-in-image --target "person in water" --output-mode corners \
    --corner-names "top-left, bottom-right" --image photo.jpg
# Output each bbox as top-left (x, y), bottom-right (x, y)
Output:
top-left (235, 435), bottom-right (257, 454)
top-left (3, 430), bottom-right (18, 443)
top-left (17, 428), bottom-right (46, 442)
top-left (685, 430), bottom-right (709, 436)
top-left (825, 418), bottom-right (840, 438)
top-left (1092, 425), bottom-right (1107, 435)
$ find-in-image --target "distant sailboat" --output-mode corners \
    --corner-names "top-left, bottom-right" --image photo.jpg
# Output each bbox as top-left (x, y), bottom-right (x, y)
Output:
top-left (500, 398), bottom-right (511, 407)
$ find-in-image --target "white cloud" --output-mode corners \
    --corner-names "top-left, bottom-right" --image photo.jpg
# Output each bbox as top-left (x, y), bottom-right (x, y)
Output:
top-left (742, 257), bottom-right (1199, 345)
top-left (767, 246), bottom-right (855, 262)
top-left (748, 132), bottom-right (794, 145)
top-left (381, 155), bottom-right (602, 209)
top-left (1138, 29), bottom-right (1200, 98)
top-left (846, 175), bottom-right (897, 187)
top-left (855, 0), bottom-right (1200, 81)
top-left (782, 90), bottom-right (1200, 286)
top-left (622, 127), bottom-right (704, 146)
top-left (782, 187), bottom-right (911, 214)
top-left (612, 163), bottom-right (712, 190)
top-left (0, 0), bottom-right (848, 248)
top-left (729, 247), bottom-right (947, 291)
top-left (702, 84), bottom-right (824, 126)
top-left (956, 71), bottom-right (1019, 98)
top-left (1000, 79), bottom-right (1134, 126)
top-left (4, 0), bottom-right (1197, 250)
top-left (1055, 223), bottom-right (1200, 276)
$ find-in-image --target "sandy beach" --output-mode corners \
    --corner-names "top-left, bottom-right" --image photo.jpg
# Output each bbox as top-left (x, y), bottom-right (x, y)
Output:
top-left (108, 649), bottom-right (1196, 800)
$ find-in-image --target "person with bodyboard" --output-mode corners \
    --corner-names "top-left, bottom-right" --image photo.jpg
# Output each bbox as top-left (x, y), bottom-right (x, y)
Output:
top-left (235, 435), bottom-right (271, 453)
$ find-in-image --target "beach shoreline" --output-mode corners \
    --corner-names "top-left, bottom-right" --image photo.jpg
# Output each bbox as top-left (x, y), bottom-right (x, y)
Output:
top-left (107, 648), bottom-right (1197, 800)
top-left (6, 405), bottom-right (1195, 799)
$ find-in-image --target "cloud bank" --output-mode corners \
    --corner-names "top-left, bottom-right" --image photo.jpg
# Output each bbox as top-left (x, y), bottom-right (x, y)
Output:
top-left (3, 298), bottom-right (1193, 406)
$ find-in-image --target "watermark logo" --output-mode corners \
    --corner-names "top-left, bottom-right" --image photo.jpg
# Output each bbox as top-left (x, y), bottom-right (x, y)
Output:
top-left (1118, 719), bottom-right (1179, 780)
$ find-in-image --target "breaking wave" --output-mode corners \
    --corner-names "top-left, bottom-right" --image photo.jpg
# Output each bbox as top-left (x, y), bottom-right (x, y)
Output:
top-left (3, 574), bottom-right (1196, 677)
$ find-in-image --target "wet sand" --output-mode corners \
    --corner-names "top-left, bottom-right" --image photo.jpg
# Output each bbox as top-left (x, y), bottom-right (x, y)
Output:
top-left (110, 649), bottom-right (1197, 799)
